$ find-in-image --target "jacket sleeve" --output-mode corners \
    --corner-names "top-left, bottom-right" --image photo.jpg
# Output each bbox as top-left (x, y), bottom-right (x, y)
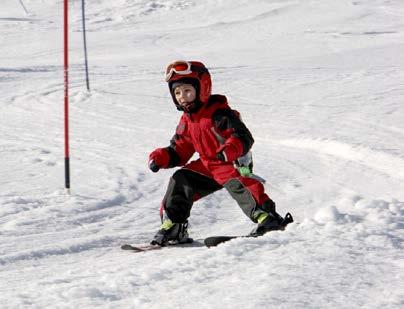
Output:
top-left (165, 118), bottom-right (195, 167)
top-left (212, 108), bottom-right (254, 156)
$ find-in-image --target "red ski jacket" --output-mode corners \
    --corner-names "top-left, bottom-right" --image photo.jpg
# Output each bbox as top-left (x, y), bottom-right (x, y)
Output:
top-left (165, 94), bottom-right (254, 179)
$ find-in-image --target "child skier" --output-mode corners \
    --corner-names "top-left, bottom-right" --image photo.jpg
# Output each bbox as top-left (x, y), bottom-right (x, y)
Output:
top-left (148, 60), bottom-right (291, 246)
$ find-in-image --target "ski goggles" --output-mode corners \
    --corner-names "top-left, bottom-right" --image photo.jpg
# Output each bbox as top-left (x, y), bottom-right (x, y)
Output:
top-left (165, 61), bottom-right (193, 82)
top-left (165, 60), bottom-right (207, 82)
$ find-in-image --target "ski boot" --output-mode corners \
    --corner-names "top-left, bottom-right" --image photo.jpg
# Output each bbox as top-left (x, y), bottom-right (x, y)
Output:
top-left (151, 219), bottom-right (192, 246)
top-left (249, 210), bottom-right (293, 237)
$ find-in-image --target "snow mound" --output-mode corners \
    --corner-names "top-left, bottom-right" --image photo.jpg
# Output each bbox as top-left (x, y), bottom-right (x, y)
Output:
top-left (310, 197), bottom-right (404, 255)
top-left (314, 205), bottom-right (344, 224)
top-left (314, 198), bottom-right (403, 227)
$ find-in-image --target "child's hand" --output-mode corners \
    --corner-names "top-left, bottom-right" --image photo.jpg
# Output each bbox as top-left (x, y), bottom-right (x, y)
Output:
top-left (216, 138), bottom-right (243, 162)
top-left (149, 148), bottom-right (170, 172)
top-left (149, 160), bottom-right (160, 173)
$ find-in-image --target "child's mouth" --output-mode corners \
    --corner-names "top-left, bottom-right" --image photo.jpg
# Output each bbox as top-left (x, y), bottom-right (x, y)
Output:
top-left (181, 102), bottom-right (194, 110)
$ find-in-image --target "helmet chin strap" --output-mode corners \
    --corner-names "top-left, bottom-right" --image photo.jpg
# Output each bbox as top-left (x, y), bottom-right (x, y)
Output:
top-left (177, 100), bottom-right (202, 113)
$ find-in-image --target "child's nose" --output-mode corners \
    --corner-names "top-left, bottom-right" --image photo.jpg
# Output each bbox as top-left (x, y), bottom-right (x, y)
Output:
top-left (178, 93), bottom-right (186, 102)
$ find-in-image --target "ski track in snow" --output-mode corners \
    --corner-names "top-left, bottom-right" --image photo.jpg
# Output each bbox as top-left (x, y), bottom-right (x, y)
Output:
top-left (273, 138), bottom-right (404, 180)
top-left (1, 0), bottom-right (403, 308)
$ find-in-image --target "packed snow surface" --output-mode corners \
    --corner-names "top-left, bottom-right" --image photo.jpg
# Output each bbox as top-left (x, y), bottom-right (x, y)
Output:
top-left (1, 0), bottom-right (403, 308)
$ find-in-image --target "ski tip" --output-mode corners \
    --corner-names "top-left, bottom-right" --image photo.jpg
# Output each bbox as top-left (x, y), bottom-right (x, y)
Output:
top-left (121, 244), bottom-right (149, 252)
top-left (121, 243), bottom-right (162, 252)
top-left (284, 212), bottom-right (294, 224)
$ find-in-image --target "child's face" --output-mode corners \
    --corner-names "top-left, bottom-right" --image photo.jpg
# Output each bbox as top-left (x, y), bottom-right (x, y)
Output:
top-left (174, 84), bottom-right (197, 112)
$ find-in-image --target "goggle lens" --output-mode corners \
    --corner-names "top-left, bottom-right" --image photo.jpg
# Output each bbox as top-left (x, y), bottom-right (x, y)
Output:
top-left (171, 63), bottom-right (189, 72)
top-left (165, 61), bottom-right (192, 81)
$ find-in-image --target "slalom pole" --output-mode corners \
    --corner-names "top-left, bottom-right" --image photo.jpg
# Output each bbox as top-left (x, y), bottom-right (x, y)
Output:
top-left (81, 0), bottom-right (90, 91)
top-left (18, 0), bottom-right (29, 16)
top-left (64, 0), bottom-right (71, 194)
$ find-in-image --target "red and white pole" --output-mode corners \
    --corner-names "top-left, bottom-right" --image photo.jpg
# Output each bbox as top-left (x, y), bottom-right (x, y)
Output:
top-left (64, 0), bottom-right (71, 193)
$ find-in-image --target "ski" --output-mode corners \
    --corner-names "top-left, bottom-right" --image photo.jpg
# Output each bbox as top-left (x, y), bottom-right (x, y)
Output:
top-left (121, 243), bottom-right (163, 252)
top-left (121, 237), bottom-right (194, 252)
top-left (204, 213), bottom-right (294, 247)
top-left (204, 235), bottom-right (250, 247)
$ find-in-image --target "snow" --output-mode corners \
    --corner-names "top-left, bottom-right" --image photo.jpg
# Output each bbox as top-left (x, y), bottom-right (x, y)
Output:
top-left (1, 0), bottom-right (403, 308)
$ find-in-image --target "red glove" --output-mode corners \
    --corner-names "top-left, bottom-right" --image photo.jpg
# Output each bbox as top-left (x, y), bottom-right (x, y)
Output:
top-left (216, 137), bottom-right (244, 162)
top-left (149, 148), bottom-right (170, 172)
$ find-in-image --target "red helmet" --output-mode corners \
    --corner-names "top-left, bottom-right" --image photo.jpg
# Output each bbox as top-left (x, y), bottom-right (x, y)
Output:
top-left (165, 60), bottom-right (212, 105)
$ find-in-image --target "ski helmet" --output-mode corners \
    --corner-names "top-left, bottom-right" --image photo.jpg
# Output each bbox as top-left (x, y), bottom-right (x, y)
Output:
top-left (165, 61), bottom-right (212, 110)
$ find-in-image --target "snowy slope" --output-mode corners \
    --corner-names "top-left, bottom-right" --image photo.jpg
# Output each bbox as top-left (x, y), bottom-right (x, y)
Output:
top-left (0, 0), bottom-right (403, 308)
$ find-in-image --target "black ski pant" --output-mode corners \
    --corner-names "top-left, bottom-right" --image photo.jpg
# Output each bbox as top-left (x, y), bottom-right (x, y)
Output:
top-left (161, 168), bottom-right (276, 223)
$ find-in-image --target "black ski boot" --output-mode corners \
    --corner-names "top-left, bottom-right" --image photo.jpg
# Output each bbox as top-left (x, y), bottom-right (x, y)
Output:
top-left (249, 212), bottom-right (293, 237)
top-left (151, 219), bottom-right (192, 246)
